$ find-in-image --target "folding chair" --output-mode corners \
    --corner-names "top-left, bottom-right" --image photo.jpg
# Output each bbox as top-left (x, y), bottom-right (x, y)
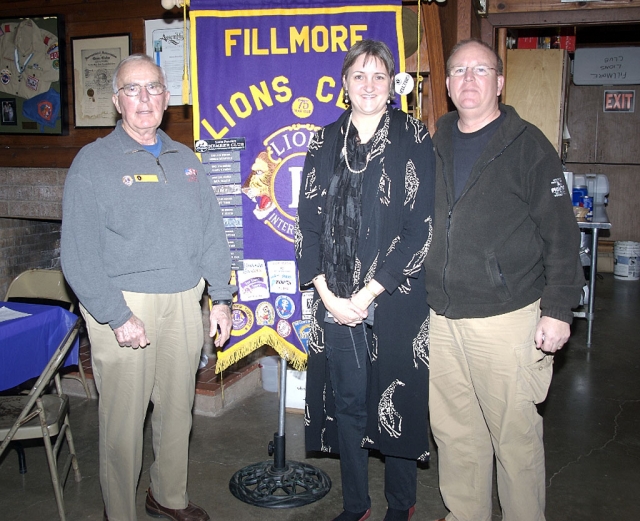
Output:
top-left (0, 318), bottom-right (82, 521)
top-left (4, 269), bottom-right (91, 399)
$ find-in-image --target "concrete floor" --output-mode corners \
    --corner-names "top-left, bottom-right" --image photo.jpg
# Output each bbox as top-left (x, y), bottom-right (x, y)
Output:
top-left (1, 273), bottom-right (639, 520)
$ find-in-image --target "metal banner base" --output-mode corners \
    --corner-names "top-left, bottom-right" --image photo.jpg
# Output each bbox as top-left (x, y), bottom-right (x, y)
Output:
top-left (229, 454), bottom-right (331, 508)
top-left (228, 357), bottom-right (331, 508)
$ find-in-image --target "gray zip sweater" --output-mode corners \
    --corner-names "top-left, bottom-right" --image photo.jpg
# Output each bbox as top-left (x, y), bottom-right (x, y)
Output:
top-left (425, 104), bottom-right (583, 324)
top-left (61, 121), bottom-right (234, 329)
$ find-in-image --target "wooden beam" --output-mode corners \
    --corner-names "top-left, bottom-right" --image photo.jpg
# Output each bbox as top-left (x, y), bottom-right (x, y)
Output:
top-left (488, 0), bottom-right (635, 15)
top-left (497, 27), bottom-right (508, 101)
top-left (422, 2), bottom-right (449, 132)
top-left (486, 6), bottom-right (640, 27)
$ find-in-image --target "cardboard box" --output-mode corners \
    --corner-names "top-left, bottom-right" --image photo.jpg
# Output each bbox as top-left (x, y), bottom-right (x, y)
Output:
top-left (598, 252), bottom-right (614, 273)
top-left (285, 369), bottom-right (306, 411)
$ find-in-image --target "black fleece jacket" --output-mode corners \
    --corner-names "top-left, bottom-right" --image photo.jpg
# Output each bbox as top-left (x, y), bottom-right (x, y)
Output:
top-left (425, 104), bottom-right (583, 324)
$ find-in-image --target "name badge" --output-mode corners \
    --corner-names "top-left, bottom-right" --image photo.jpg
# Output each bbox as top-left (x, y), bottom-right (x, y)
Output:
top-left (134, 174), bottom-right (159, 183)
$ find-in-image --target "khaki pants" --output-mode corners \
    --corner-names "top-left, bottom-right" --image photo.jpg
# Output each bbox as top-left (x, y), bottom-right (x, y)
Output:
top-left (429, 301), bottom-right (552, 521)
top-left (81, 280), bottom-right (205, 521)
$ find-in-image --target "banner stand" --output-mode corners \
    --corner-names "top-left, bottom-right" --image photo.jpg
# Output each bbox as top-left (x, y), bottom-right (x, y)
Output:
top-left (229, 356), bottom-right (331, 507)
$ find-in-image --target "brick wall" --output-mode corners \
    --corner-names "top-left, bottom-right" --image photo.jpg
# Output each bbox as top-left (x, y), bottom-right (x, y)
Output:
top-left (0, 168), bottom-right (67, 296)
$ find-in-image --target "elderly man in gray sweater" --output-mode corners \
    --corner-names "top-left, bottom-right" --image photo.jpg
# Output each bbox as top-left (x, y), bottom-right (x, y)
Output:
top-left (61, 54), bottom-right (234, 521)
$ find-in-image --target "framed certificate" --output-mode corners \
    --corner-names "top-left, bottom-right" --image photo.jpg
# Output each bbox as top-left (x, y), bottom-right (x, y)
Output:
top-left (71, 34), bottom-right (130, 127)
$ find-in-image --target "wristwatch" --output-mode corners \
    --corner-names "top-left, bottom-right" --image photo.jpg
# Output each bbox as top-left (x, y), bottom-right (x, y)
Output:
top-left (211, 299), bottom-right (233, 310)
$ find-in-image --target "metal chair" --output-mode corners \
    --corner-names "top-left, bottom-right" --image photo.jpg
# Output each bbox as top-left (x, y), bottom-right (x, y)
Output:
top-left (0, 319), bottom-right (82, 521)
top-left (4, 269), bottom-right (91, 399)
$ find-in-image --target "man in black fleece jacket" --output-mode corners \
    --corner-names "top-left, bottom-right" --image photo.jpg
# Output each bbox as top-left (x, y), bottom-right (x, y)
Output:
top-left (425, 40), bottom-right (583, 521)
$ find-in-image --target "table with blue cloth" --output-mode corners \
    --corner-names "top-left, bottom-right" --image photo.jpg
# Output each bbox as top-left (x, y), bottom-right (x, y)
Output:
top-left (0, 301), bottom-right (80, 392)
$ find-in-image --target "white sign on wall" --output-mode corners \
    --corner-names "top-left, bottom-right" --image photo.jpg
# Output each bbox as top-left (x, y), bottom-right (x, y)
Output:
top-left (144, 18), bottom-right (191, 106)
top-left (573, 47), bottom-right (640, 86)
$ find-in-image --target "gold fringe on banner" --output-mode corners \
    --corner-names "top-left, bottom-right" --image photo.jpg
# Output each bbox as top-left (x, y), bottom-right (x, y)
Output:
top-left (215, 326), bottom-right (308, 374)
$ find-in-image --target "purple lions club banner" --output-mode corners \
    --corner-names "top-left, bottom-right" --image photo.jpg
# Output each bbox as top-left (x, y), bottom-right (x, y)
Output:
top-left (190, 0), bottom-right (405, 372)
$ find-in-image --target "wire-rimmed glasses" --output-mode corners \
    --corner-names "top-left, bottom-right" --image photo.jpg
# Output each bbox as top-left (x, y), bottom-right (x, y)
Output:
top-left (448, 66), bottom-right (497, 77)
top-left (117, 82), bottom-right (167, 97)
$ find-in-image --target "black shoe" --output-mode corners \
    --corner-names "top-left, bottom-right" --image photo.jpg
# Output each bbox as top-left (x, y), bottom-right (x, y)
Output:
top-left (384, 505), bottom-right (416, 521)
top-left (331, 508), bottom-right (371, 521)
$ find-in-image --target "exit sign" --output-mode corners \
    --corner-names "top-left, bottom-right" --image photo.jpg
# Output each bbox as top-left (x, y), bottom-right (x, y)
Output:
top-left (603, 90), bottom-right (635, 113)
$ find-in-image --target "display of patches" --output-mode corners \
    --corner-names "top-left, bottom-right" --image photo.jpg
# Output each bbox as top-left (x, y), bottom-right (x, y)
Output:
top-left (231, 304), bottom-right (254, 336)
top-left (275, 295), bottom-right (295, 320)
top-left (292, 320), bottom-right (310, 353)
top-left (276, 319), bottom-right (292, 338)
top-left (267, 260), bottom-right (297, 294)
top-left (255, 301), bottom-right (275, 326)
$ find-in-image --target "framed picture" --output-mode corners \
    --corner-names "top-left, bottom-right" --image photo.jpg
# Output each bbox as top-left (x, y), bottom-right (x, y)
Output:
top-left (71, 34), bottom-right (130, 127)
top-left (145, 19), bottom-right (191, 106)
top-left (1, 99), bottom-right (18, 125)
top-left (0, 15), bottom-right (64, 135)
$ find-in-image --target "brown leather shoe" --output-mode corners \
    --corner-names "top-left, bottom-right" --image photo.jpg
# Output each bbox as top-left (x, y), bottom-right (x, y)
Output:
top-left (145, 488), bottom-right (210, 521)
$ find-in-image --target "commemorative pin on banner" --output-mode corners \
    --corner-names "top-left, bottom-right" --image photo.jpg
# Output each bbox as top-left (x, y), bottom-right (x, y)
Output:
top-left (190, 0), bottom-right (405, 372)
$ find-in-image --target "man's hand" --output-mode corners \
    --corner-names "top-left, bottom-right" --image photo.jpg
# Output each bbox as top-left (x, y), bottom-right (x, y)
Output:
top-left (114, 315), bottom-right (149, 349)
top-left (535, 316), bottom-right (570, 353)
top-left (210, 304), bottom-right (232, 347)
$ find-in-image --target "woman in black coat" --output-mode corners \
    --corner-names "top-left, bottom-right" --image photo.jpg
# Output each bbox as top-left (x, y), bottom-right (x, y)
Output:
top-left (295, 39), bottom-right (436, 521)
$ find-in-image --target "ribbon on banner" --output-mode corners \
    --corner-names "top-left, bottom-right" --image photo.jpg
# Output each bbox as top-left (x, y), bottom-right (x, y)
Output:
top-left (190, 0), bottom-right (405, 373)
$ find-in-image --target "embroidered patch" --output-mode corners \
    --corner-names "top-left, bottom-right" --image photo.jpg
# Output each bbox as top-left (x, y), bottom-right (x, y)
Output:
top-left (231, 304), bottom-right (254, 336)
top-left (275, 295), bottom-right (295, 319)
top-left (26, 75), bottom-right (39, 91)
top-left (550, 177), bottom-right (566, 198)
top-left (1, 69), bottom-right (10, 85)
top-left (47, 43), bottom-right (59, 60)
top-left (277, 319), bottom-right (292, 338)
top-left (185, 168), bottom-right (198, 182)
top-left (255, 301), bottom-right (275, 326)
top-left (37, 100), bottom-right (54, 121)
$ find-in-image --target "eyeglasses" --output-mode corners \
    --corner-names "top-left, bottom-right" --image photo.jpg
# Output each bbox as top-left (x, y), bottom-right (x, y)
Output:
top-left (117, 82), bottom-right (167, 97)
top-left (448, 66), bottom-right (497, 77)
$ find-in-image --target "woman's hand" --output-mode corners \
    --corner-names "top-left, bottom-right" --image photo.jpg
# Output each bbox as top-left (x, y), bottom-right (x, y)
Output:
top-left (326, 296), bottom-right (368, 326)
top-left (312, 273), bottom-right (367, 327)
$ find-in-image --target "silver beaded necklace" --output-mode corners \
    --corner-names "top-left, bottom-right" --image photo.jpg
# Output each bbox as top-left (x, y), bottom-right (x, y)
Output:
top-left (343, 112), bottom-right (370, 174)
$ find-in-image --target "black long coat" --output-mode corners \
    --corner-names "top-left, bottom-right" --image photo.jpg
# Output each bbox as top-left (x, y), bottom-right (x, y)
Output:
top-left (295, 107), bottom-right (435, 460)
